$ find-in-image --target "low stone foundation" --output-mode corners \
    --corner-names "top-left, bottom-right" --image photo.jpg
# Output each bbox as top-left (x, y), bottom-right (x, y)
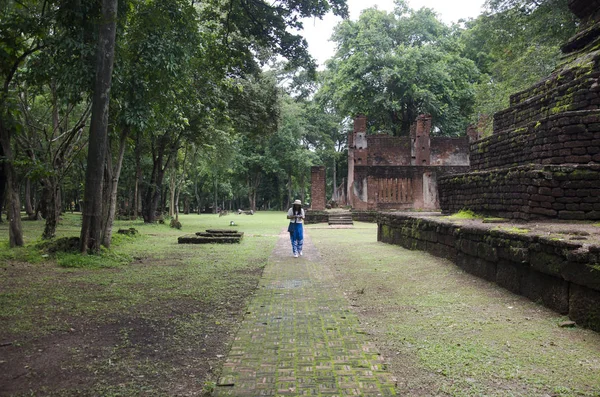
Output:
top-left (351, 211), bottom-right (379, 223)
top-left (305, 210), bottom-right (328, 224)
top-left (439, 164), bottom-right (600, 220)
top-left (178, 229), bottom-right (243, 244)
top-left (378, 213), bottom-right (600, 331)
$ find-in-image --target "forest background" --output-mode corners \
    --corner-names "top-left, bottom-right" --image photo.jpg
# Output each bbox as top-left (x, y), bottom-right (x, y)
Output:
top-left (0, 0), bottom-right (577, 250)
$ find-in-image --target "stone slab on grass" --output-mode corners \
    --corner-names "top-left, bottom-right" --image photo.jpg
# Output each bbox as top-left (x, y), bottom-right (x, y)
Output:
top-left (178, 229), bottom-right (244, 244)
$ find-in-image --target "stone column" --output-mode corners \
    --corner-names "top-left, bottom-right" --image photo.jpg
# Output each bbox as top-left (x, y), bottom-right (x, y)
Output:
top-left (413, 114), bottom-right (432, 166)
top-left (348, 115), bottom-right (367, 207)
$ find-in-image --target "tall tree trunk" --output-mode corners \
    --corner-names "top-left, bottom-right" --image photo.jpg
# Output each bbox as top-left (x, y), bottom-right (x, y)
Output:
top-left (247, 177), bottom-right (253, 212)
top-left (247, 174), bottom-right (260, 212)
top-left (194, 178), bottom-right (201, 214)
top-left (0, 142), bottom-right (5, 224)
top-left (80, 0), bottom-right (118, 253)
top-left (169, 166), bottom-right (176, 218)
top-left (142, 160), bottom-right (161, 223)
top-left (142, 143), bottom-right (171, 223)
top-left (101, 127), bottom-right (128, 248)
top-left (0, 163), bottom-right (5, 224)
top-left (175, 188), bottom-right (180, 221)
top-left (287, 172), bottom-right (292, 209)
top-left (213, 175), bottom-right (218, 214)
top-left (133, 132), bottom-right (142, 219)
top-left (300, 172), bottom-right (305, 205)
top-left (41, 177), bottom-right (60, 239)
top-left (25, 179), bottom-right (34, 216)
top-left (0, 118), bottom-right (24, 246)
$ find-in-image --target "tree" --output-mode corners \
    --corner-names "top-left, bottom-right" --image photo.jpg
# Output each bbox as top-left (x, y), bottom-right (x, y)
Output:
top-left (321, 3), bottom-right (479, 136)
top-left (0, 0), bottom-right (50, 246)
top-left (230, 74), bottom-right (281, 211)
top-left (80, 0), bottom-right (118, 253)
top-left (15, 86), bottom-right (91, 239)
top-left (460, 0), bottom-right (576, 134)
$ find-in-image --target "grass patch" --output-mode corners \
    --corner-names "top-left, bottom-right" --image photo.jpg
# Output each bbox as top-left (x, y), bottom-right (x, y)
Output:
top-left (0, 240), bottom-right (45, 263)
top-left (445, 209), bottom-right (483, 220)
top-left (0, 211), bottom-right (286, 395)
top-left (308, 222), bottom-right (600, 397)
top-left (494, 226), bottom-right (531, 234)
top-left (55, 249), bottom-right (132, 268)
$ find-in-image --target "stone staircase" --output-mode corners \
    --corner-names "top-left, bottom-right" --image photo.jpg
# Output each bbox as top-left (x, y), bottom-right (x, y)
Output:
top-left (328, 212), bottom-right (354, 226)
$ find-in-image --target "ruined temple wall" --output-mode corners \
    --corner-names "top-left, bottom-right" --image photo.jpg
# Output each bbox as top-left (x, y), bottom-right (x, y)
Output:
top-left (366, 135), bottom-right (412, 166)
top-left (430, 137), bottom-right (471, 166)
top-left (470, 110), bottom-right (600, 171)
top-left (348, 114), bottom-right (470, 211)
top-left (351, 165), bottom-right (469, 211)
top-left (310, 166), bottom-right (327, 210)
top-left (363, 135), bottom-right (469, 167)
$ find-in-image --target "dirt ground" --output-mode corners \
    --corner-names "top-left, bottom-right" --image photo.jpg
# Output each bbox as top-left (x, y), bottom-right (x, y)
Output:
top-left (0, 259), bottom-right (263, 396)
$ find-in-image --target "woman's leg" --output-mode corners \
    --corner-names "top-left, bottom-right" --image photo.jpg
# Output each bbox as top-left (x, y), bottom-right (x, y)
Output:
top-left (296, 225), bottom-right (304, 255)
top-left (289, 229), bottom-right (297, 255)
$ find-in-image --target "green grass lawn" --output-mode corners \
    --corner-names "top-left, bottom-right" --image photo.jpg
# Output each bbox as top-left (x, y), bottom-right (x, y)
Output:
top-left (0, 211), bottom-right (286, 396)
top-left (308, 223), bottom-right (600, 397)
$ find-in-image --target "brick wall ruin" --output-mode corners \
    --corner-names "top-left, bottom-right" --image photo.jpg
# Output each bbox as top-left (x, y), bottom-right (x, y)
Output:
top-left (347, 115), bottom-right (470, 211)
top-left (310, 166), bottom-right (326, 210)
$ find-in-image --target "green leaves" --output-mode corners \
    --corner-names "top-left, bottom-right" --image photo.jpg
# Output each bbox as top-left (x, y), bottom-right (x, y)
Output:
top-left (463, 0), bottom-right (577, 133)
top-left (323, 5), bottom-right (478, 136)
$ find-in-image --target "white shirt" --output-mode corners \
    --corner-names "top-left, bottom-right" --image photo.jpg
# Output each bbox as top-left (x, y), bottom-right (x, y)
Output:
top-left (287, 208), bottom-right (305, 224)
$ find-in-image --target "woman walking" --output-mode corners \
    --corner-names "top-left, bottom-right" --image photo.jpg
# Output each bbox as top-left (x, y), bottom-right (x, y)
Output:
top-left (287, 199), bottom-right (305, 258)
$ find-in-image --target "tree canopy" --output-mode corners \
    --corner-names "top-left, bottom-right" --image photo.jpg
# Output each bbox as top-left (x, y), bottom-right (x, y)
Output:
top-left (0, 0), bottom-right (579, 248)
top-left (319, 2), bottom-right (480, 136)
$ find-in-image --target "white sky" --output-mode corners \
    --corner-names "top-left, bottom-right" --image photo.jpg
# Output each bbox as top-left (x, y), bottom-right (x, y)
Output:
top-left (300, 0), bottom-right (488, 68)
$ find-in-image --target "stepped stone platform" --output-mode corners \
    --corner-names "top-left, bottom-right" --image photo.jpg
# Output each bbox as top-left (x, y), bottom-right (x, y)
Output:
top-left (306, 209), bottom-right (379, 225)
top-left (378, 212), bottom-right (600, 331)
top-left (328, 212), bottom-right (354, 226)
top-left (439, 0), bottom-right (600, 222)
top-left (178, 229), bottom-right (243, 244)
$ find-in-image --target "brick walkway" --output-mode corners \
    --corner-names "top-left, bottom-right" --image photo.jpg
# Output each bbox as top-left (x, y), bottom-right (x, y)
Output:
top-left (213, 230), bottom-right (397, 396)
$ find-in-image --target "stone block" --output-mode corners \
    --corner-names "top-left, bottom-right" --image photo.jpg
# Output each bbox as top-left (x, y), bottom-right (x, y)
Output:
top-left (497, 246), bottom-right (529, 263)
top-left (562, 260), bottom-right (600, 290)
top-left (520, 269), bottom-right (569, 314)
top-left (477, 242), bottom-right (498, 262)
top-left (569, 284), bottom-right (600, 332)
top-left (457, 253), bottom-right (497, 282)
top-left (496, 260), bottom-right (524, 294)
top-left (529, 250), bottom-right (566, 277)
top-left (558, 210), bottom-right (587, 220)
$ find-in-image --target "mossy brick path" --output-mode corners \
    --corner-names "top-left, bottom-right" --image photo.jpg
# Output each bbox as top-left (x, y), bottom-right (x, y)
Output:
top-left (213, 230), bottom-right (396, 396)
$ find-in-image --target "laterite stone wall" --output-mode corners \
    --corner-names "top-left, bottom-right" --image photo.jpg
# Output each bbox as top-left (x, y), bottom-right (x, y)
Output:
top-left (493, 56), bottom-right (600, 133)
top-left (378, 213), bottom-right (600, 331)
top-left (439, 164), bottom-right (600, 220)
top-left (471, 110), bottom-right (600, 171)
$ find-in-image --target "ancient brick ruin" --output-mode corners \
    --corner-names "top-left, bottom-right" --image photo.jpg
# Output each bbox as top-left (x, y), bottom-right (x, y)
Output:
top-left (439, 0), bottom-right (600, 221)
top-left (379, 0), bottom-right (600, 331)
top-left (347, 115), bottom-right (472, 211)
top-left (178, 229), bottom-right (244, 244)
top-left (310, 166), bottom-right (326, 210)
